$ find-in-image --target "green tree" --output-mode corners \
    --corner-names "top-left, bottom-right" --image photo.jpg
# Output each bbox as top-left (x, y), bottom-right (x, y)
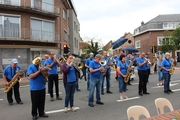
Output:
top-left (172, 26), bottom-right (180, 50)
top-left (81, 37), bottom-right (103, 58)
top-left (160, 30), bottom-right (176, 53)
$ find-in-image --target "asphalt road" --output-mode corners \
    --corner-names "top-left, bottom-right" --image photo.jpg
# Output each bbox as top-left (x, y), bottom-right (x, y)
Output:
top-left (0, 70), bottom-right (180, 120)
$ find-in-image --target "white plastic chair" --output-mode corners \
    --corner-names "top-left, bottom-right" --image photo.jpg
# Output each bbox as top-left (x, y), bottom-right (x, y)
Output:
top-left (155, 98), bottom-right (174, 115)
top-left (127, 105), bottom-right (150, 120)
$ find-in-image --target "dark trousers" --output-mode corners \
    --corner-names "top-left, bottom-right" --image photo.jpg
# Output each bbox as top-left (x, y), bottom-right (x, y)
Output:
top-left (138, 70), bottom-right (148, 94)
top-left (48, 74), bottom-right (59, 98)
top-left (64, 82), bottom-right (77, 107)
top-left (81, 69), bottom-right (87, 81)
top-left (101, 72), bottom-right (111, 93)
top-left (7, 81), bottom-right (21, 103)
top-left (146, 69), bottom-right (150, 82)
top-left (31, 89), bottom-right (45, 117)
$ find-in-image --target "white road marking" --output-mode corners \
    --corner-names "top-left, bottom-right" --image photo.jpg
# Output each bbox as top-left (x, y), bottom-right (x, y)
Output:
top-left (20, 85), bottom-right (30, 88)
top-left (0, 99), bottom-right (3, 101)
top-left (171, 80), bottom-right (180, 83)
top-left (117, 96), bottom-right (140, 102)
top-left (152, 83), bottom-right (179, 88)
top-left (46, 107), bottom-right (80, 114)
top-left (172, 89), bottom-right (180, 92)
top-left (131, 83), bottom-right (139, 85)
top-left (46, 92), bottom-right (62, 96)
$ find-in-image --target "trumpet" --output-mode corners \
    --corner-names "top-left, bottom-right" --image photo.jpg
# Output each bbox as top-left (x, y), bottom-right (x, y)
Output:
top-left (145, 58), bottom-right (151, 65)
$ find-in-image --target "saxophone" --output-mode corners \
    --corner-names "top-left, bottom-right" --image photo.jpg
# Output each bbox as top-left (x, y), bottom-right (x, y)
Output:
top-left (169, 58), bottom-right (175, 75)
top-left (4, 70), bottom-right (22, 93)
top-left (32, 57), bottom-right (50, 82)
top-left (124, 60), bottom-right (133, 83)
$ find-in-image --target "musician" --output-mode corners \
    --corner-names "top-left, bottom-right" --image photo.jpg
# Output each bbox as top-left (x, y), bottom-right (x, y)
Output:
top-left (45, 52), bottom-right (62, 101)
top-left (115, 51), bottom-right (124, 80)
top-left (157, 55), bottom-right (164, 86)
top-left (137, 52), bottom-right (150, 96)
top-left (161, 52), bottom-right (173, 94)
top-left (88, 54), bottom-right (104, 107)
top-left (62, 54), bottom-right (79, 112)
top-left (27, 58), bottom-right (49, 120)
top-left (80, 57), bottom-right (87, 81)
top-left (3, 58), bottom-right (23, 106)
top-left (41, 54), bottom-right (49, 68)
top-left (85, 52), bottom-right (94, 90)
top-left (126, 54), bottom-right (133, 85)
top-left (145, 54), bottom-right (151, 83)
top-left (117, 54), bottom-right (129, 100)
top-left (101, 51), bottom-right (113, 95)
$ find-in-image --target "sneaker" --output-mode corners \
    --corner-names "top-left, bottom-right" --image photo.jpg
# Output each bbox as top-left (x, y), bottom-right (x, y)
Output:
top-left (57, 96), bottom-right (62, 100)
top-left (120, 96), bottom-right (124, 100)
top-left (64, 107), bottom-right (68, 113)
top-left (70, 107), bottom-right (76, 112)
top-left (124, 96), bottom-right (128, 99)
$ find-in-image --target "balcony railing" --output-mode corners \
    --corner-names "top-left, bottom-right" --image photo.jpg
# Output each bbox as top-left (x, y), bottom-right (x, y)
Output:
top-left (0, 27), bottom-right (60, 43)
top-left (0, 0), bottom-right (60, 15)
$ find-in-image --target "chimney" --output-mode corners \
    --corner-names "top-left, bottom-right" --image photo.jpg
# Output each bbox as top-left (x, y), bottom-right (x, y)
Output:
top-left (141, 21), bottom-right (144, 26)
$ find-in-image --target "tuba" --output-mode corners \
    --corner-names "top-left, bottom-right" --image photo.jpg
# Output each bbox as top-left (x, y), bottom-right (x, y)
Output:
top-left (124, 60), bottom-right (133, 83)
top-left (32, 57), bottom-right (51, 82)
top-left (4, 70), bottom-right (22, 93)
top-left (72, 58), bottom-right (84, 77)
top-left (169, 58), bottom-right (175, 75)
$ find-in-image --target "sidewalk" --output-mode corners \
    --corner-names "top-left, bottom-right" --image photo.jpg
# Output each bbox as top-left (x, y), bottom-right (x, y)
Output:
top-left (0, 75), bottom-right (63, 89)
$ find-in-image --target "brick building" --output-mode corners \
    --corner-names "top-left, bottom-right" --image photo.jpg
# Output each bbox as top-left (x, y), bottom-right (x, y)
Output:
top-left (134, 14), bottom-right (180, 61)
top-left (113, 32), bottom-right (134, 55)
top-left (0, 0), bottom-right (80, 74)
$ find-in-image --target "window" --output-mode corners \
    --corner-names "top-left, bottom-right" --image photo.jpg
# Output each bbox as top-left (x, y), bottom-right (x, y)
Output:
top-left (163, 22), bottom-right (173, 29)
top-left (135, 40), bottom-right (140, 48)
top-left (31, 0), bottom-right (54, 13)
top-left (174, 22), bottom-right (180, 28)
top-left (0, 15), bottom-right (20, 38)
top-left (134, 28), bottom-right (139, 35)
top-left (157, 36), bottom-right (172, 46)
top-left (31, 18), bottom-right (54, 42)
top-left (1, 0), bottom-right (20, 6)
top-left (63, 10), bottom-right (67, 20)
top-left (64, 30), bottom-right (67, 40)
top-left (157, 37), bottom-right (164, 46)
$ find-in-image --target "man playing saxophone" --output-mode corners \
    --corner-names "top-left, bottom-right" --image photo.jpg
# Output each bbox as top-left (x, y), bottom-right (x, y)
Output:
top-left (27, 57), bottom-right (49, 120)
top-left (3, 58), bottom-right (23, 106)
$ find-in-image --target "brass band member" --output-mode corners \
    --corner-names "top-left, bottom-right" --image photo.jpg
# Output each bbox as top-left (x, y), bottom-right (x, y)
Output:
top-left (145, 54), bottom-right (151, 83)
top-left (157, 55), bottom-right (164, 86)
top-left (137, 52), bottom-right (150, 96)
top-left (117, 54), bottom-right (129, 100)
top-left (3, 58), bottom-right (23, 106)
top-left (41, 54), bottom-right (49, 68)
top-left (88, 54), bottom-right (104, 107)
top-left (101, 51), bottom-right (113, 95)
top-left (62, 54), bottom-right (79, 112)
top-left (28, 58), bottom-right (49, 120)
top-left (161, 52), bottom-right (174, 94)
top-left (46, 52), bottom-right (62, 101)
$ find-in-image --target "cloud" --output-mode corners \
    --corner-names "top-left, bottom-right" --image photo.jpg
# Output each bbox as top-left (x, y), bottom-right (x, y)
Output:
top-left (73, 0), bottom-right (180, 45)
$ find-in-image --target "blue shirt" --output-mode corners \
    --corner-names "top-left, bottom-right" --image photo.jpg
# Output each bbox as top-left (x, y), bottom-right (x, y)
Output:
top-left (137, 57), bottom-right (147, 71)
top-left (27, 64), bottom-right (46, 91)
top-left (45, 58), bottom-right (58, 74)
top-left (86, 58), bottom-right (94, 66)
top-left (116, 56), bottom-right (120, 64)
top-left (89, 60), bottom-right (101, 79)
top-left (117, 61), bottom-right (128, 75)
top-left (41, 59), bottom-right (46, 68)
top-left (161, 58), bottom-right (172, 74)
top-left (3, 65), bottom-right (21, 81)
top-left (66, 64), bottom-right (76, 83)
top-left (102, 57), bottom-right (111, 73)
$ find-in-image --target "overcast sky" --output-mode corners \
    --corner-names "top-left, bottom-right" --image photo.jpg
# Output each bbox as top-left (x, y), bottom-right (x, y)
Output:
top-left (73, 0), bottom-right (180, 45)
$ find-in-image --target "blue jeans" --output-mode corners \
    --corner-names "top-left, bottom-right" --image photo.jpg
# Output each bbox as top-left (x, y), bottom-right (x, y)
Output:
top-left (118, 75), bottom-right (127, 93)
top-left (87, 71), bottom-right (90, 89)
top-left (101, 72), bottom-right (110, 93)
top-left (88, 78), bottom-right (101, 104)
top-left (158, 71), bottom-right (164, 81)
top-left (163, 73), bottom-right (171, 91)
top-left (64, 82), bottom-right (77, 107)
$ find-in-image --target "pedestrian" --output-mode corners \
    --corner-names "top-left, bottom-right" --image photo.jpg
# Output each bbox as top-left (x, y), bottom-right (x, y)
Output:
top-left (3, 58), bottom-right (23, 106)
